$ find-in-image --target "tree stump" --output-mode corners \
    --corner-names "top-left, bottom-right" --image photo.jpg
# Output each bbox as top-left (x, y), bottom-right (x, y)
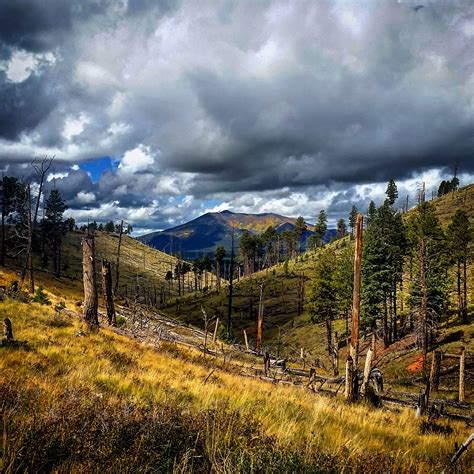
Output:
top-left (4, 318), bottom-right (13, 341)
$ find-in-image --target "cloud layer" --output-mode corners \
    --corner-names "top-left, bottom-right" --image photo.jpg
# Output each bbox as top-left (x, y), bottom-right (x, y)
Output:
top-left (0, 0), bottom-right (473, 232)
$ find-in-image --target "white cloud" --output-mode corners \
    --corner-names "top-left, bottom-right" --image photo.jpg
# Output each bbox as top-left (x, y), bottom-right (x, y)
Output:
top-left (63, 115), bottom-right (89, 141)
top-left (119, 145), bottom-right (154, 173)
top-left (76, 191), bottom-right (96, 204)
top-left (4, 50), bottom-right (55, 82)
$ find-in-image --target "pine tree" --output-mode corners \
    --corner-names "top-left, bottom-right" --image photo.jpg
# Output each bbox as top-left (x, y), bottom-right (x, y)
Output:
top-left (215, 245), bottom-right (226, 291)
top-left (349, 205), bottom-right (358, 236)
top-left (294, 216), bottom-right (307, 253)
top-left (261, 225), bottom-right (278, 266)
top-left (104, 221), bottom-right (115, 232)
top-left (307, 248), bottom-right (337, 359)
top-left (43, 189), bottom-right (68, 276)
top-left (336, 218), bottom-right (347, 239)
top-left (362, 184), bottom-right (407, 346)
top-left (366, 201), bottom-right (377, 228)
top-left (313, 210), bottom-right (327, 247)
top-left (407, 202), bottom-right (448, 374)
top-left (386, 179), bottom-right (398, 206)
top-left (447, 210), bottom-right (471, 324)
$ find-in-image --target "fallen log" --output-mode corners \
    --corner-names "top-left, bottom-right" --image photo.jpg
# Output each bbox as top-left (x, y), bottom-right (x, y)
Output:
top-left (449, 432), bottom-right (474, 466)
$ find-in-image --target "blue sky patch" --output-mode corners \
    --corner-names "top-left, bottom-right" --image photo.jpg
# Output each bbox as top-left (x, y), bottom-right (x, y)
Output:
top-left (79, 156), bottom-right (118, 182)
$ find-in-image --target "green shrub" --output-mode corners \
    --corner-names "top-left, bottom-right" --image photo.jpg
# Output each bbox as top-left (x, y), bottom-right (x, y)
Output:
top-left (32, 286), bottom-right (51, 306)
top-left (115, 315), bottom-right (127, 327)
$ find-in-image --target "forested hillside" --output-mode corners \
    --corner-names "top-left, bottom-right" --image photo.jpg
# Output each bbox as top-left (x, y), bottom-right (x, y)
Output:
top-left (161, 183), bottom-right (473, 396)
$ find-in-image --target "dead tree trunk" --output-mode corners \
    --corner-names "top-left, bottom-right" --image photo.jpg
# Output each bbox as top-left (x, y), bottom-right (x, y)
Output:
top-left (429, 350), bottom-right (441, 391)
top-left (213, 318), bottom-right (219, 343)
top-left (3, 318), bottom-right (13, 341)
top-left (101, 259), bottom-right (116, 326)
top-left (114, 220), bottom-right (123, 295)
top-left (243, 329), bottom-right (249, 351)
top-left (345, 355), bottom-right (354, 401)
top-left (82, 235), bottom-right (99, 330)
top-left (459, 347), bottom-right (465, 403)
top-left (350, 213), bottom-right (363, 399)
top-left (361, 348), bottom-right (373, 396)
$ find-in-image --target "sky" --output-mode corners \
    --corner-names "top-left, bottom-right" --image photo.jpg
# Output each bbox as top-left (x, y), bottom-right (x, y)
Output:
top-left (0, 0), bottom-right (473, 235)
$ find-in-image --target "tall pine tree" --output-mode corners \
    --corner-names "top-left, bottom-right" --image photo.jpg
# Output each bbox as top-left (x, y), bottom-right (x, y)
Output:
top-left (43, 189), bottom-right (68, 277)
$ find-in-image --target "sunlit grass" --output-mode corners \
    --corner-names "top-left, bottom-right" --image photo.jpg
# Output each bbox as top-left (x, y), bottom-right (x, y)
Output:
top-left (1, 297), bottom-right (471, 472)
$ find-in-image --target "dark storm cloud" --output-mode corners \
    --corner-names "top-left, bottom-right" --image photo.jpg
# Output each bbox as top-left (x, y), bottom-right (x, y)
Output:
top-left (0, 0), bottom-right (72, 57)
top-left (0, 70), bottom-right (58, 140)
top-left (0, 0), bottom-right (473, 231)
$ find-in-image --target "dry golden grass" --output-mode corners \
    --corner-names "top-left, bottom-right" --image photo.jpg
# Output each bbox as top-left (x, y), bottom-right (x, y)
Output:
top-left (1, 297), bottom-right (472, 472)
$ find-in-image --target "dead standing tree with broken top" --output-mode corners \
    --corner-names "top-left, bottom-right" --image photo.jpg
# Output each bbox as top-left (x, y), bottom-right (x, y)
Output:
top-left (347, 213), bottom-right (362, 401)
top-left (83, 233), bottom-right (99, 330)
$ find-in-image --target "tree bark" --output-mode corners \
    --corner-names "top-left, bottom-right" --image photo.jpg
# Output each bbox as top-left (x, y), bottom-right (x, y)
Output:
top-left (101, 259), bottom-right (116, 326)
top-left (429, 350), bottom-right (441, 391)
top-left (82, 235), bottom-right (99, 330)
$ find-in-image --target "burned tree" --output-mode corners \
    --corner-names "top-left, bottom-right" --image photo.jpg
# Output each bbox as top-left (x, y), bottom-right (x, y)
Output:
top-left (21, 157), bottom-right (53, 292)
top-left (350, 213), bottom-right (363, 399)
top-left (101, 259), bottom-right (116, 326)
top-left (82, 234), bottom-right (99, 330)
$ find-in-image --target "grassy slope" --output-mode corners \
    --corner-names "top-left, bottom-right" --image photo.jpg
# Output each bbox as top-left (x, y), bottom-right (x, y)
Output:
top-left (161, 185), bottom-right (474, 386)
top-left (7, 230), bottom-right (215, 303)
top-left (1, 297), bottom-right (472, 472)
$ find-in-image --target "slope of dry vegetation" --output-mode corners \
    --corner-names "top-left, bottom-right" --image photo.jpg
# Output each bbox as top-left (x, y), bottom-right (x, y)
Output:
top-left (1, 296), bottom-right (472, 473)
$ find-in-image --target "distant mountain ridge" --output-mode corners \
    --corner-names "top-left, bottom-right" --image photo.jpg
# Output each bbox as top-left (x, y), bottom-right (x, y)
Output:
top-left (138, 210), bottom-right (335, 258)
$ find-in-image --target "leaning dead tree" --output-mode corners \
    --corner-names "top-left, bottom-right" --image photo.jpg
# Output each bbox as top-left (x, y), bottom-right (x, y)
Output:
top-left (102, 259), bottom-right (116, 326)
top-left (82, 234), bottom-right (99, 330)
top-left (347, 212), bottom-right (363, 401)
